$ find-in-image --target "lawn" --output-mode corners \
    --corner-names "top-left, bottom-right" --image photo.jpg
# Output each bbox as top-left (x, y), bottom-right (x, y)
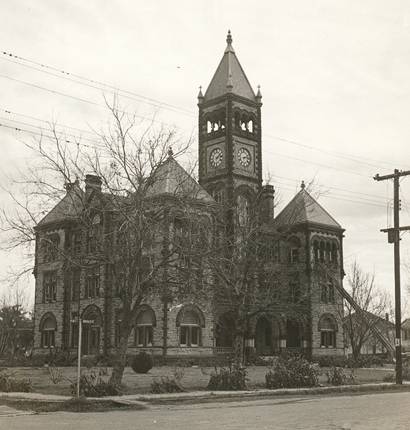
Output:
top-left (0, 365), bottom-right (395, 396)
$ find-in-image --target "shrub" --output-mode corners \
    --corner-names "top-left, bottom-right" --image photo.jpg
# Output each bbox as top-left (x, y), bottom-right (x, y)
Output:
top-left (403, 362), bottom-right (410, 381)
top-left (0, 370), bottom-right (32, 392)
top-left (151, 376), bottom-right (185, 394)
top-left (70, 369), bottom-right (120, 397)
top-left (383, 373), bottom-right (395, 382)
top-left (326, 366), bottom-right (355, 386)
top-left (207, 366), bottom-right (248, 391)
top-left (131, 352), bottom-right (153, 374)
top-left (265, 355), bottom-right (319, 389)
top-left (316, 356), bottom-right (348, 368)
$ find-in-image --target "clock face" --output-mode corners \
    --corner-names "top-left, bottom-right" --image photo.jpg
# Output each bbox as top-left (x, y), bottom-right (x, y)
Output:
top-left (209, 148), bottom-right (223, 168)
top-left (237, 148), bottom-right (251, 167)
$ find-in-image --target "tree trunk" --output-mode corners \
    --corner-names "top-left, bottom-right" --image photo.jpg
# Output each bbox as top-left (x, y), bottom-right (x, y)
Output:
top-left (233, 332), bottom-right (245, 367)
top-left (109, 332), bottom-right (129, 386)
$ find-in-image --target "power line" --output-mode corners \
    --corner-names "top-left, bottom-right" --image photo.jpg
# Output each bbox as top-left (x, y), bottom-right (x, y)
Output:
top-left (265, 149), bottom-right (372, 179)
top-left (2, 108), bottom-right (96, 136)
top-left (2, 50), bottom-right (406, 173)
top-left (271, 173), bottom-right (388, 203)
top-left (266, 133), bottom-right (401, 171)
top-left (1, 51), bottom-right (195, 117)
top-left (0, 73), bottom-right (186, 129)
top-left (274, 181), bottom-right (387, 208)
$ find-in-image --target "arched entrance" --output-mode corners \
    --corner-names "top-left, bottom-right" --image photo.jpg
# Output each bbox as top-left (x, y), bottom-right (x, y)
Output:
top-left (81, 305), bottom-right (102, 355)
top-left (255, 317), bottom-right (273, 356)
top-left (286, 319), bottom-right (302, 349)
top-left (215, 313), bottom-right (235, 348)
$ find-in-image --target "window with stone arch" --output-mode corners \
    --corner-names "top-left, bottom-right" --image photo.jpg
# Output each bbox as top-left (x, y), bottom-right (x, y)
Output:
top-left (237, 194), bottom-right (250, 227)
top-left (205, 111), bottom-right (225, 134)
top-left (134, 306), bottom-right (156, 347)
top-left (40, 312), bottom-right (57, 348)
top-left (176, 305), bottom-right (205, 347)
top-left (318, 314), bottom-right (337, 348)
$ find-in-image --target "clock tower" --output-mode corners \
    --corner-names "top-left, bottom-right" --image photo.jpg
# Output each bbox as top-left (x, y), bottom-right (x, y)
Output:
top-left (198, 31), bottom-right (263, 226)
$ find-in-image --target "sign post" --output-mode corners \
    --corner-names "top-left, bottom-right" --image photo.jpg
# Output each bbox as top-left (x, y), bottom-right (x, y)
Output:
top-left (76, 318), bottom-right (82, 399)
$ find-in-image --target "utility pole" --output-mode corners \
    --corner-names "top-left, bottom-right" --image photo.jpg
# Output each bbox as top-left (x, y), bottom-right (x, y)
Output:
top-left (374, 169), bottom-right (410, 384)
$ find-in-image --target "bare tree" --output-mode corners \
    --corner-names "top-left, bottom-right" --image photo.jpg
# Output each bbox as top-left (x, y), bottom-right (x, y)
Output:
top-left (343, 261), bottom-right (391, 359)
top-left (0, 100), bottom-right (205, 385)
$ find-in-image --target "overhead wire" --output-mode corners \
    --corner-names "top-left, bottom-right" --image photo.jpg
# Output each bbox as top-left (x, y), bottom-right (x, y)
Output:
top-left (1, 49), bottom-right (406, 173)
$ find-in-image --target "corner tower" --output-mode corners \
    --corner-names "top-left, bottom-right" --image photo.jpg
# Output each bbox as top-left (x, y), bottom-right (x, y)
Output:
top-left (198, 31), bottom-right (262, 214)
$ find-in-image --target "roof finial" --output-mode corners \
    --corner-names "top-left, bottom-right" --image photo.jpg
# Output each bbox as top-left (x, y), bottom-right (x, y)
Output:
top-left (197, 85), bottom-right (204, 103)
top-left (226, 30), bottom-right (232, 45)
top-left (301, 180), bottom-right (305, 190)
top-left (168, 147), bottom-right (174, 158)
top-left (256, 85), bottom-right (262, 103)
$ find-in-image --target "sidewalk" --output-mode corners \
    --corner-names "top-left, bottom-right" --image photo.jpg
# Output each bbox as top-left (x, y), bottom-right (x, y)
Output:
top-left (1, 381), bottom-right (410, 406)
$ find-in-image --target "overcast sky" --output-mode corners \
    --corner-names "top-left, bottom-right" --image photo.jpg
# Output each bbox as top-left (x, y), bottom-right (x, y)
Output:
top-left (1, 0), bottom-right (410, 311)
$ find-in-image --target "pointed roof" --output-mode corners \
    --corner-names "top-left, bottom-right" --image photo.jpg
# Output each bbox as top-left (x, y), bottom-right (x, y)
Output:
top-left (36, 182), bottom-right (84, 228)
top-left (204, 31), bottom-right (256, 102)
top-left (274, 186), bottom-right (342, 230)
top-left (146, 153), bottom-right (214, 203)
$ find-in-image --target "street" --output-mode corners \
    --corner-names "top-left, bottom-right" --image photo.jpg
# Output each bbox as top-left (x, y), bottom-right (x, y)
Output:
top-left (1, 391), bottom-right (410, 430)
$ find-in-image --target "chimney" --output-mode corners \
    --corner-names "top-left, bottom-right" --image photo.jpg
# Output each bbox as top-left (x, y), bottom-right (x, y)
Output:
top-left (85, 174), bottom-right (102, 197)
top-left (64, 178), bottom-right (79, 193)
top-left (261, 184), bottom-right (275, 222)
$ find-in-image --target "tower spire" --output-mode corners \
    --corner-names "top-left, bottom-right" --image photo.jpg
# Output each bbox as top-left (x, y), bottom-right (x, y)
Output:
top-left (225, 30), bottom-right (235, 54)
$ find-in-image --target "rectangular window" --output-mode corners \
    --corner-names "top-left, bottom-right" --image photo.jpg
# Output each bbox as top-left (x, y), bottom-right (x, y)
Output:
top-left (42, 234), bottom-right (60, 263)
top-left (70, 269), bottom-right (81, 301)
top-left (290, 248), bottom-right (299, 263)
top-left (72, 231), bottom-right (82, 255)
top-left (180, 326), bottom-right (188, 346)
top-left (135, 326), bottom-right (153, 347)
top-left (41, 330), bottom-right (55, 348)
top-left (320, 331), bottom-right (335, 348)
top-left (85, 268), bottom-right (100, 298)
top-left (180, 326), bottom-right (200, 347)
top-left (43, 272), bottom-right (57, 302)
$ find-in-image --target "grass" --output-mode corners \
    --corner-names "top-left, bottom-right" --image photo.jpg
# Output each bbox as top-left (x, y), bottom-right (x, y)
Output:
top-left (0, 365), bottom-right (396, 397)
top-left (0, 396), bottom-right (146, 413)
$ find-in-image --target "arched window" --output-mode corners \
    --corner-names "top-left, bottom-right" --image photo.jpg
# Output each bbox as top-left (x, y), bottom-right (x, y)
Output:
top-left (135, 306), bottom-right (156, 347)
top-left (40, 313), bottom-right (57, 348)
top-left (247, 119), bottom-right (253, 133)
top-left (318, 315), bottom-right (337, 348)
top-left (177, 306), bottom-right (205, 347)
top-left (237, 194), bottom-right (250, 227)
top-left (81, 305), bottom-right (102, 355)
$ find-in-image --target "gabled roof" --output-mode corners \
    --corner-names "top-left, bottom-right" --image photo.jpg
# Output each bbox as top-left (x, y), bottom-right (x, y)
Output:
top-left (204, 31), bottom-right (256, 102)
top-left (344, 311), bottom-right (395, 331)
top-left (274, 185), bottom-right (342, 230)
top-left (146, 154), bottom-right (214, 203)
top-left (36, 183), bottom-right (84, 228)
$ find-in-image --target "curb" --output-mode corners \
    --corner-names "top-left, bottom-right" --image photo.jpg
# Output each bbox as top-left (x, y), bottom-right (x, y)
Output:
top-left (1, 382), bottom-right (410, 405)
